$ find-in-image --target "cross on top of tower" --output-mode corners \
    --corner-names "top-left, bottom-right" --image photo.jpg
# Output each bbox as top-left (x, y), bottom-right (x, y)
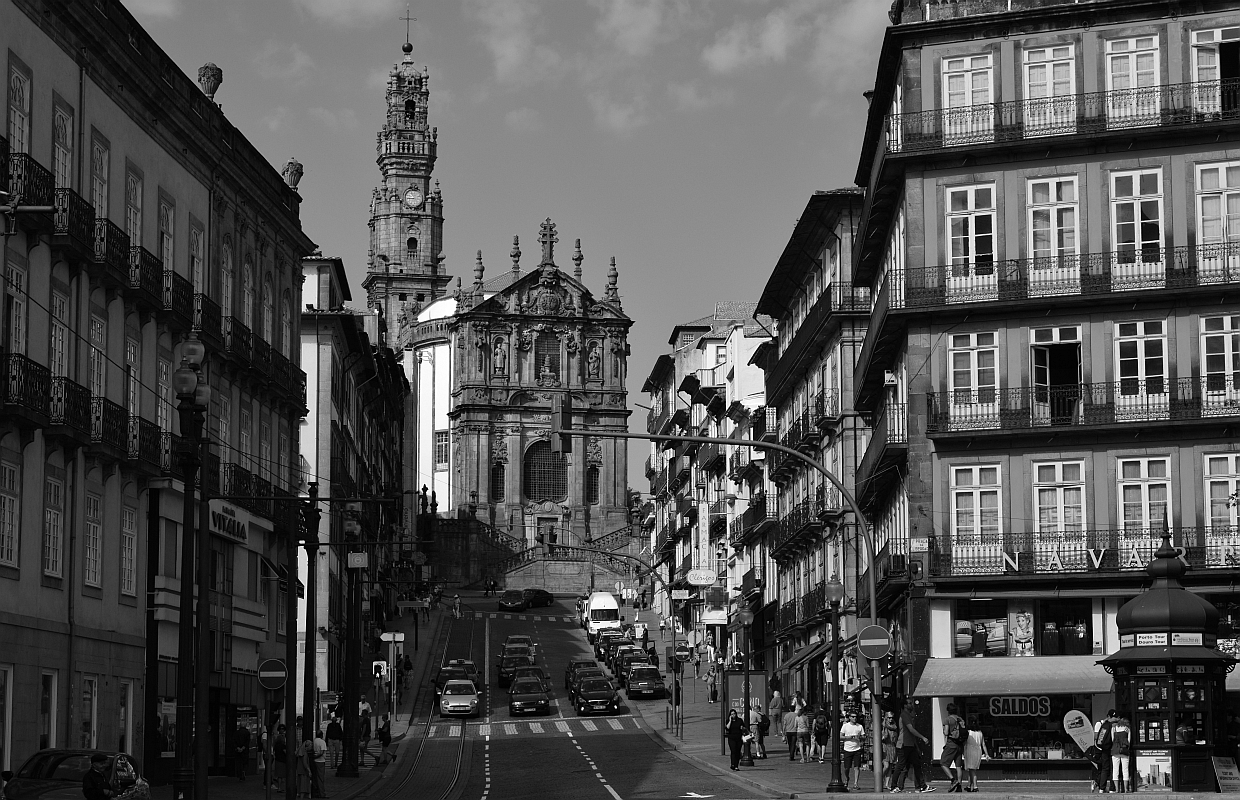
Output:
top-left (539, 218), bottom-right (558, 264)
top-left (400, 6), bottom-right (416, 54)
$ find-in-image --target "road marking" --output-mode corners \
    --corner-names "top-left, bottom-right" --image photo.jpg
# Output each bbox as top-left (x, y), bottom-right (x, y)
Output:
top-left (631, 717), bottom-right (641, 727)
top-left (555, 721), bottom-right (569, 732)
top-left (428, 726), bottom-right (437, 738)
top-left (532, 616), bottom-right (540, 621)
top-left (605, 787), bottom-right (622, 800)
top-left (503, 615), bottom-right (511, 619)
top-left (504, 724), bottom-right (517, 735)
top-left (582, 720), bottom-right (597, 731)
top-left (479, 725), bottom-right (491, 736)
top-left (519, 615), bottom-right (527, 620)
top-left (529, 722), bottom-right (544, 733)
top-left (450, 726), bottom-right (461, 736)
top-left (484, 613), bottom-right (492, 720)
top-left (608, 719), bottom-right (623, 730)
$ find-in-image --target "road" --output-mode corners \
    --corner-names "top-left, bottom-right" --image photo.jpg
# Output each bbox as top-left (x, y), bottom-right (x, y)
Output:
top-left (385, 595), bottom-right (772, 800)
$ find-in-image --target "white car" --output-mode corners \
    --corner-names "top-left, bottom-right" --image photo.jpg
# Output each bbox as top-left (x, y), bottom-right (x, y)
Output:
top-left (439, 679), bottom-right (480, 718)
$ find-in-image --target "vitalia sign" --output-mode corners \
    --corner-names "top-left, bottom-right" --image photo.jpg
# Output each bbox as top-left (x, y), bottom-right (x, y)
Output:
top-left (989, 696), bottom-right (1052, 717)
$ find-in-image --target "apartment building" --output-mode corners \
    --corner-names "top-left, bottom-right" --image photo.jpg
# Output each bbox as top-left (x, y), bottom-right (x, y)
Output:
top-left (750, 190), bottom-right (870, 708)
top-left (852, 0), bottom-right (1240, 776)
top-left (0, 0), bottom-right (312, 778)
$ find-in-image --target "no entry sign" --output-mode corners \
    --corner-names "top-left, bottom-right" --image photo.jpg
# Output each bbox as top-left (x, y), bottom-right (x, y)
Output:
top-left (258, 658), bottom-right (287, 690)
top-left (857, 625), bottom-right (892, 661)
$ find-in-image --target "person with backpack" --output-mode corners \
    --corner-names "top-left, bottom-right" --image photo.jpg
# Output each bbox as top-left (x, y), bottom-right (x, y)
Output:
top-left (1109, 715), bottom-right (1132, 793)
top-left (1094, 709), bottom-right (1116, 793)
top-left (812, 708), bottom-right (830, 763)
top-left (940, 703), bottom-right (968, 791)
top-left (749, 704), bottom-right (768, 759)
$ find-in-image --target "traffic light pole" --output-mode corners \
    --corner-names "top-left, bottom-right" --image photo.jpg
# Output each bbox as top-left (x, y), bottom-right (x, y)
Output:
top-left (552, 423), bottom-right (885, 794)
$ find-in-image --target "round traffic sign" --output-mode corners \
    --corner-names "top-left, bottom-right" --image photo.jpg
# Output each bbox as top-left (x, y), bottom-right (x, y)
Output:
top-left (412, 551), bottom-right (427, 565)
top-left (258, 658), bottom-right (287, 690)
top-left (674, 644), bottom-right (692, 663)
top-left (857, 625), bottom-right (893, 661)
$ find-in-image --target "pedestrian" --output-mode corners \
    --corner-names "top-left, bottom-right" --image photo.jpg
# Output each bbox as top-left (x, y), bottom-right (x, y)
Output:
top-left (748, 704), bottom-right (767, 759)
top-left (233, 722), bottom-right (251, 780)
top-left (769, 691), bottom-right (785, 738)
top-left (692, 651), bottom-right (701, 678)
top-left (883, 710), bottom-right (900, 781)
top-left (705, 666), bottom-right (718, 703)
top-left (311, 729), bottom-right (328, 797)
top-left (295, 735), bottom-right (312, 799)
top-left (403, 654), bottom-right (414, 687)
top-left (641, 625), bottom-right (650, 650)
top-left (325, 716), bottom-right (343, 769)
top-left (81, 753), bottom-right (113, 800)
top-left (962, 717), bottom-right (990, 792)
top-left (794, 706), bottom-right (813, 763)
top-left (659, 618), bottom-right (666, 639)
top-left (812, 707), bottom-right (830, 763)
top-left (841, 710), bottom-right (866, 789)
top-left (272, 724), bottom-right (288, 792)
top-left (377, 714), bottom-right (393, 764)
top-left (1109, 715), bottom-right (1132, 793)
top-left (793, 690), bottom-right (807, 713)
top-left (1094, 709), bottom-right (1116, 794)
top-left (453, 594), bottom-right (462, 619)
top-left (891, 697), bottom-right (931, 793)
top-left (940, 702), bottom-right (967, 791)
top-left (359, 709), bottom-right (372, 765)
top-left (725, 709), bottom-right (749, 771)
top-left (782, 707), bottom-right (800, 761)
top-left (647, 645), bottom-right (660, 668)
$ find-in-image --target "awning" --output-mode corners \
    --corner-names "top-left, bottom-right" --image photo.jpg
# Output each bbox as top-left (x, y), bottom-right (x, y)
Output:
top-left (699, 608), bottom-right (728, 625)
top-left (783, 640), bottom-right (831, 672)
top-left (912, 656), bottom-right (1112, 697)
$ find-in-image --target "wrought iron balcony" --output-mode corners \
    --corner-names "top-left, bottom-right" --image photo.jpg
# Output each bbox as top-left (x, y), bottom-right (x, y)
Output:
top-left (250, 476), bottom-right (272, 518)
top-left (1, 353), bottom-right (50, 425)
top-left (800, 580), bottom-right (827, 622)
top-left (779, 601), bottom-right (798, 631)
top-left (160, 431), bottom-right (184, 479)
top-left (753, 407), bottom-right (778, 443)
top-left (93, 218), bottom-right (129, 287)
top-left (53, 188), bottom-right (95, 261)
top-left (0, 136), bottom-right (7, 195)
top-left (49, 376), bottom-right (91, 441)
top-left (652, 468), bottom-right (668, 497)
top-left (161, 270), bottom-right (194, 331)
top-left (728, 448), bottom-right (751, 481)
top-left (271, 350), bottom-right (292, 396)
top-left (729, 516), bottom-right (747, 549)
top-left (875, 538), bottom-right (910, 589)
top-left (127, 415), bottom-right (161, 467)
top-left (223, 461), bottom-right (254, 499)
top-left (223, 317), bottom-right (253, 366)
top-left (647, 404), bottom-right (670, 435)
top-left (886, 78), bottom-right (1240, 156)
top-left (90, 397), bottom-right (128, 454)
top-left (644, 455), bottom-right (655, 478)
top-left (927, 376), bottom-right (1240, 434)
top-left (193, 294), bottom-right (222, 346)
top-left (127, 246), bottom-right (163, 309)
top-left (928, 526), bottom-right (1240, 577)
top-left (252, 336), bottom-right (272, 381)
top-left (677, 494), bottom-right (696, 519)
top-left (697, 441), bottom-right (724, 473)
top-left (8, 153), bottom-right (54, 232)
top-left (856, 400), bottom-right (908, 508)
top-left (203, 453), bottom-right (220, 498)
top-left (742, 564), bottom-right (764, 598)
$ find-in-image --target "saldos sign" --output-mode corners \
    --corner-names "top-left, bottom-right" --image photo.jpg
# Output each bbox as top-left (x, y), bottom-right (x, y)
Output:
top-left (989, 696), bottom-right (1052, 717)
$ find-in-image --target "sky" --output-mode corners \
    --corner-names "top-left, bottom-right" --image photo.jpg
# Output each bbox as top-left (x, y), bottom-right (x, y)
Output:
top-left (121, 0), bottom-right (891, 489)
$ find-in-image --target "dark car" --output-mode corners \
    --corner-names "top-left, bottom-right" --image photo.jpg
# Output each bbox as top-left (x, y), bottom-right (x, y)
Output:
top-left (497, 644), bottom-right (533, 669)
top-left (508, 678), bottom-right (551, 716)
top-left (2, 750), bottom-right (150, 800)
top-left (592, 629), bottom-right (622, 657)
top-left (503, 635), bottom-right (535, 649)
top-left (617, 652), bottom-right (651, 686)
top-left (512, 666), bottom-right (552, 692)
top-left (497, 654), bottom-right (536, 687)
top-left (600, 637), bottom-right (635, 666)
top-left (447, 658), bottom-right (480, 686)
top-left (521, 588), bottom-right (555, 607)
top-left (609, 644), bottom-right (643, 673)
top-left (625, 665), bottom-right (666, 698)
top-left (573, 677), bottom-right (622, 716)
top-left (564, 659), bottom-right (597, 690)
top-left (498, 589), bottom-right (526, 611)
top-left (568, 667), bottom-right (606, 696)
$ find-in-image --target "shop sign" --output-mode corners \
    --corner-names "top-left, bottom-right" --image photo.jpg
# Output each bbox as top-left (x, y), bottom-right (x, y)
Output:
top-left (1172, 632), bottom-right (1203, 646)
top-left (1136, 665), bottom-right (1167, 674)
top-left (997, 543), bottom-right (1188, 574)
top-left (208, 501), bottom-right (249, 543)
top-left (1213, 757), bottom-right (1240, 793)
top-left (1120, 634), bottom-right (1135, 648)
top-left (1136, 633), bottom-right (1168, 646)
top-left (988, 696), bottom-right (1051, 717)
top-left (1178, 665), bottom-right (1205, 674)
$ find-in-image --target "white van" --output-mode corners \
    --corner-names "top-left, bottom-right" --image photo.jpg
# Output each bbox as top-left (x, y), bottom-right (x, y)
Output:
top-left (584, 592), bottom-right (622, 643)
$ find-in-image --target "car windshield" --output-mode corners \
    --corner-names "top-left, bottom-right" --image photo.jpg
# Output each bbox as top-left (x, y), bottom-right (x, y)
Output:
top-left (580, 680), bottom-right (611, 693)
top-left (511, 681), bottom-right (542, 694)
top-left (506, 637), bottom-right (532, 646)
top-left (590, 608), bottom-right (620, 621)
top-left (630, 668), bottom-right (659, 680)
top-left (502, 657), bottom-right (534, 668)
top-left (437, 669), bottom-right (465, 681)
top-left (576, 670), bottom-right (604, 682)
top-left (31, 753), bottom-right (97, 781)
top-left (443, 684), bottom-right (475, 696)
top-left (502, 591), bottom-right (523, 600)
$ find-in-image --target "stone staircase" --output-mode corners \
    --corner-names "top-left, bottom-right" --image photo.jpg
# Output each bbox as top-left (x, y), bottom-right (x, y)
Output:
top-left (490, 524), bottom-right (646, 594)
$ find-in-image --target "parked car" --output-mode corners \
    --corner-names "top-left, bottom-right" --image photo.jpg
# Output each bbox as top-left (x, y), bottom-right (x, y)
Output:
top-left (573, 677), bottom-right (622, 716)
top-left (439, 679), bottom-right (481, 718)
top-left (609, 644), bottom-right (643, 673)
top-left (625, 665), bottom-right (666, 698)
top-left (497, 655), bottom-right (536, 687)
top-left (600, 637), bottom-right (635, 666)
top-left (508, 678), bottom-right (552, 716)
top-left (617, 652), bottom-right (651, 686)
top-left (512, 666), bottom-right (552, 692)
top-left (521, 588), bottom-right (555, 607)
top-left (498, 590), bottom-right (526, 611)
top-left (568, 667), bottom-right (607, 695)
top-left (564, 659), bottom-right (597, 690)
top-left (2, 750), bottom-right (150, 800)
top-left (592, 629), bottom-right (622, 658)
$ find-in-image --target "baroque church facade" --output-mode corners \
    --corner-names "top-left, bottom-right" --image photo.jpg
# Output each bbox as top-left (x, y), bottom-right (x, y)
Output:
top-left (362, 42), bottom-right (633, 590)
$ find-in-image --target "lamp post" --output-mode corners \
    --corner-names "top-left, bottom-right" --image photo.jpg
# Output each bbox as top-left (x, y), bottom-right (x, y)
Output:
top-left (337, 510), bottom-right (362, 778)
top-left (171, 336), bottom-right (209, 800)
top-left (824, 575), bottom-right (847, 793)
top-left (302, 483), bottom-right (321, 749)
top-left (735, 607), bottom-right (755, 767)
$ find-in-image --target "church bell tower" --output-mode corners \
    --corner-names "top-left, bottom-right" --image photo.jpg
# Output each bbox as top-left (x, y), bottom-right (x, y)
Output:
top-left (362, 36), bottom-right (451, 337)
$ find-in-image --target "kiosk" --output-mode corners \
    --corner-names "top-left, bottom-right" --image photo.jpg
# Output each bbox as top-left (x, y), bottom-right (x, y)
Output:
top-left (1099, 535), bottom-right (1236, 792)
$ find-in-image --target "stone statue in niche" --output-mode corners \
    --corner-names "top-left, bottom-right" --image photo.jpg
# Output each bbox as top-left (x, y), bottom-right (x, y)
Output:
top-left (586, 340), bottom-right (602, 379)
top-left (493, 337), bottom-right (508, 375)
top-left (537, 356), bottom-right (560, 387)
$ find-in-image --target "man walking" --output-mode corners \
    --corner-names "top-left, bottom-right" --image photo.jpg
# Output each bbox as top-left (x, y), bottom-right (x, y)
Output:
top-left (783, 706), bottom-right (800, 761)
top-left (234, 722), bottom-right (251, 781)
top-left (1094, 709), bottom-right (1116, 794)
top-left (325, 716), bottom-right (343, 769)
top-left (891, 697), bottom-right (932, 793)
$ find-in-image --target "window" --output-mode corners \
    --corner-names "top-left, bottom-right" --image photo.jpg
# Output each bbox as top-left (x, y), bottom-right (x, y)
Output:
top-left (535, 332), bottom-right (560, 381)
top-left (490, 462), bottom-right (505, 501)
top-left (190, 228), bottom-right (204, 292)
top-left (1112, 169), bottom-right (1163, 266)
top-left (125, 337), bottom-right (139, 416)
top-left (942, 54), bottom-right (994, 143)
top-left (49, 292), bottom-right (68, 378)
top-left (280, 297), bottom-right (292, 356)
top-left (0, 462), bottom-right (18, 567)
top-left (158, 201), bottom-right (173, 269)
top-left (7, 65), bottom-right (30, 155)
top-left (156, 359), bottom-right (171, 431)
top-left (1106, 37), bottom-right (1160, 127)
top-left (43, 478), bottom-right (64, 577)
top-left (1028, 177), bottom-right (1078, 261)
top-left (259, 421), bottom-right (272, 481)
top-left (39, 672), bottom-right (56, 750)
top-left (52, 106), bottom-right (72, 190)
top-left (1196, 162), bottom-right (1240, 281)
top-left (951, 465), bottom-right (1002, 540)
top-left (523, 441), bottom-right (568, 502)
top-left (221, 239), bottom-right (234, 319)
top-left (1202, 316), bottom-right (1240, 401)
top-left (1206, 454), bottom-right (1240, 531)
top-left (1118, 457), bottom-right (1170, 532)
top-left (120, 508), bottom-right (136, 596)
top-left (1116, 320), bottom-right (1166, 412)
top-left (261, 278), bottom-right (274, 342)
top-left (83, 494), bottom-right (102, 588)
top-left (0, 664), bottom-right (10, 771)
top-left (679, 332), bottom-right (695, 346)
top-left (715, 345), bottom-right (726, 366)
top-left (90, 136), bottom-right (109, 216)
top-left (1033, 461), bottom-right (1085, 534)
top-left (434, 431), bottom-right (449, 471)
top-left (78, 675), bottom-right (96, 748)
top-left (117, 680), bottom-right (132, 754)
top-left (240, 407), bottom-right (252, 469)
top-left (946, 185), bottom-right (995, 276)
top-left (219, 395), bottom-right (231, 451)
top-left (5, 258), bottom-right (26, 354)
top-left (950, 332), bottom-right (997, 406)
top-left (88, 315), bottom-right (106, 396)
top-left (242, 258), bottom-right (255, 328)
top-left (587, 465), bottom-right (601, 505)
top-left (277, 433), bottom-right (289, 489)
top-left (125, 171), bottom-right (142, 245)
top-left (1024, 46), bottom-right (1075, 134)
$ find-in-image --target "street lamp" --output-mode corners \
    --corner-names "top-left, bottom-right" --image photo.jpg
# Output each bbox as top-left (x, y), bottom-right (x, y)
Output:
top-left (172, 336), bottom-right (209, 800)
top-left (337, 511), bottom-right (362, 778)
top-left (734, 607), bottom-right (755, 767)
top-left (824, 575), bottom-right (847, 793)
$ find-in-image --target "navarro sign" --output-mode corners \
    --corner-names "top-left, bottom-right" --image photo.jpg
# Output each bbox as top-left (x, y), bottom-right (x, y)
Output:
top-left (989, 696), bottom-right (1052, 717)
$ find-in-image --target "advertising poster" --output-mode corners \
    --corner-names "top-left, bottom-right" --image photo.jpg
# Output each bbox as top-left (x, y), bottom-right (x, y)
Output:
top-left (1134, 750), bottom-right (1173, 790)
top-left (159, 701), bottom-right (177, 758)
top-left (1063, 710), bottom-right (1095, 755)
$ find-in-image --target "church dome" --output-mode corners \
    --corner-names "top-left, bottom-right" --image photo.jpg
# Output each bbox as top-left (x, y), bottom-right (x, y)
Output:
top-left (1114, 534), bottom-right (1220, 640)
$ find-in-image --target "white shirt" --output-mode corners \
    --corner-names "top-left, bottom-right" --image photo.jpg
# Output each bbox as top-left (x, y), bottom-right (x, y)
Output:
top-left (841, 721), bottom-right (865, 752)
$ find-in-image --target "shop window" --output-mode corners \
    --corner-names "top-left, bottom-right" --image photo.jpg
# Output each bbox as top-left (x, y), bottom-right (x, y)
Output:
top-left (956, 693), bottom-right (1094, 760)
top-left (954, 597), bottom-right (1093, 657)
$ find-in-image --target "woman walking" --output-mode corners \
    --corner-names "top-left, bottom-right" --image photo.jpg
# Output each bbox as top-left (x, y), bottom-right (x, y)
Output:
top-left (705, 667), bottom-right (718, 703)
top-left (794, 706), bottom-right (813, 763)
top-left (769, 691), bottom-right (785, 739)
top-left (725, 709), bottom-right (750, 771)
top-left (962, 717), bottom-right (989, 792)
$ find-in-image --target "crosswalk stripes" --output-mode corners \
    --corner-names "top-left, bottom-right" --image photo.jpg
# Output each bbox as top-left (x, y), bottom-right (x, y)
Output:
top-left (607, 719), bottom-right (623, 730)
top-left (450, 726), bottom-right (461, 737)
top-left (581, 720), bottom-right (598, 731)
top-left (429, 726), bottom-right (438, 738)
top-left (529, 722), bottom-right (544, 733)
top-left (504, 724), bottom-right (518, 735)
top-left (486, 613), bottom-right (577, 622)
top-left (425, 717), bottom-right (642, 739)
top-left (555, 721), bottom-right (569, 732)
top-left (479, 725), bottom-right (491, 736)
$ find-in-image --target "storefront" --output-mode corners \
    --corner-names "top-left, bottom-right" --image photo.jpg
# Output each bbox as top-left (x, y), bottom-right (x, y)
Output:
top-left (913, 655), bottom-right (1113, 780)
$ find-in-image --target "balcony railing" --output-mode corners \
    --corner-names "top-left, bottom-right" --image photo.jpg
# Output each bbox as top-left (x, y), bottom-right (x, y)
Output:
top-left (8, 152), bottom-right (54, 206)
top-left (652, 468), bottom-right (668, 497)
top-left (887, 78), bottom-right (1240, 156)
top-left (193, 294), bottom-right (222, 343)
top-left (728, 448), bottom-right (751, 480)
top-left (1, 353), bottom-right (51, 418)
top-left (729, 516), bottom-right (747, 548)
top-left (127, 415), bottom-right (161, 466)
top-left (90, 397), bottom-right (128, 452)
top-left (223, 462), bottom-right (254, 499)
top-left (742, 564), bottom-right (764, 597)
top-left (53, 188), bottom-right (95, 257)
top-left (93, 218), bottom-right (129, 285)
top-left (50, 377), bottom-right (90, 436)
top-left (648, 404), bottom-right (670, 434)
top-left (160, 431), bottom-right (184, 478)
top-left (800, 580), bottom-right (827, 622)
top-left (927, 376), bottom-right (1240, 433)
top-left (779, 601), bottom-right (798, 631)
top-left (162, 270), bottom-right (194, 330)
top-left (929, 526), bottom-right (1240, 576)
top-left (698, 441), bottom-right (724, 472)
top-left (252, 336), bottom-right (272, 380)
top-left (271, 350), bottom-right (292, 394)
top-left (223, 317), bottom-right (253, 365)
top-left (882, 244), bottom-right (1240, 311)
top-left (0, 136), bottom-right (7, 195)
top-left (128, 246), bottom-right (163, 308)
top-left (753, 407), bottom-right (778, 442)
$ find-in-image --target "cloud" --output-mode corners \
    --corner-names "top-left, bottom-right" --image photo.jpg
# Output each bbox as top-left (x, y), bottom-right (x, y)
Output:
top-left (805, 0), bottom-right (891, 93)
top-left (667, 81), bottom-right (733, 111)
top-left (262, 106), bottom-right (293, 132)
top-left (307, 107), bottom-right (360, 132)
top-left (590, 0), bottom-right (686, 58)
top-left (588, 92), bottom-right (648, 136)
top-left (123, 0), bottom-right (181, 17)
top-left (253, 40), bottom-right (315, 85)
top-left (466, 0), bottom-right (563, 87)
top-left (291, 0), bottom-right (405, 27)
top-left (504, 107), bottom-right (543, 132)
top-left (702, 1), bottom-right (815, 74)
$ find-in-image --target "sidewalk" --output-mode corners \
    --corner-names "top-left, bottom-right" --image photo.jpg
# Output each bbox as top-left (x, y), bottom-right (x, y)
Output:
top-left (627, 668), bottom-right (1238, 800)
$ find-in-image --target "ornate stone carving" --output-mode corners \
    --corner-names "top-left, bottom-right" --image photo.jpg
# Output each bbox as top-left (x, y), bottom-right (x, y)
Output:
top-left (493, 438), bottom-right (508, 464)
top-left (536, 356), bottom-right (561, 388)
top-left (281, 157), bottom-right (303, 189)
top-left (586, 340), bottom-right (602, 380)
top-left (586, 437), bottom-right (603, 466)
top-left (492, 337), bottom-right (508, 375)
top-left (198, 63), bottom-right (222, 100)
